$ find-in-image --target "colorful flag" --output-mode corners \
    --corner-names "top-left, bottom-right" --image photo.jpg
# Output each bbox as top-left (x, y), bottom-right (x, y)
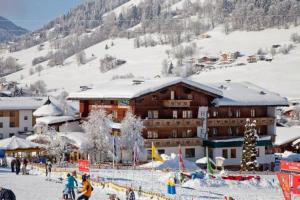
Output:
top-left (207, 155), bottom-right (214, 175)
top-left (293, 174), bottom-right (300, 195)
top-left (277, 172), bottom-right (291, 200)
top-left (152, 142), bottom-right (163, 162)
top-left (178, 145), bottom-right (186, 172)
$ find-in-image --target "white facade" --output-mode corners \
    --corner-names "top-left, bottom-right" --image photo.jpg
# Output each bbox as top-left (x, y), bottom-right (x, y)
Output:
top-left (0, 110), bottom-right (35, 139)
top-left (210, 146), bottom-right (274, 167)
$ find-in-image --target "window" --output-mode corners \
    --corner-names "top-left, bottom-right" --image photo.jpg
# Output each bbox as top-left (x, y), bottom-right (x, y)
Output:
top-left (257, 127), bottom-right (261, 134)
top-left (185, 148), bottom-right (195, 158)
top-left (187, 94), bottom-right (193, 100)
top-left (212, 128), bottom-right (218, 136)
top-left (228, 127), bottom-right (232, 136)
top-left (173, 110), bottom-right (178, 119)
top-left (230, 149), bottom-right (236, 158)
top-left (256, 148), bottom-right (260, 157)
top-left (265, 146), bottom-right (273, 154)
top-left (9, 111), bottom-right (15, 117)
top-left (171, 90), bottom-right (175, 100)
top-left (147, 150), bottom-right (152, 160)
top-left (24, 127), bottom-right (28, 132)
top-left (251, 109), bottom-right (256, 117)
top-left (182, 130), bottom-right (187, 138)
top-left (235, 109), bottom-right (241, 117)
top-left (0, 133), bottom-right (3, 139)
top-left (182, 111), bottom-right (187, 119)
top-left (148, 110), bottom-right (159, 119)
top-left (24, 116), bottom-right (28, 120)
top-left (152, 95), bottom-right (158, 100)
top-left (200, 111), bottom-right (206, 118)
top-left (213, 110), bottom-right (218, 117)
top-left (222, 149), bottom-right (228, 159)
top-left (187, 129), bottom-right (192, 137)
top-left (158, 149), bottom-right (165, 154)
top-left (112, 110), bottom-right (118, 119)
top-left (10, 122), bottom-right (15, 128)
top-left (0, 111), bottom-right (3, 117)
top-left (0, 122), bottom-right (3, 128)
top-left (9, 133), bottom-right (14, 137)
top-left (228, 109), bottom-right (232, 117)
top-left (172, 129), bottom-right (177, 138)
top-left (187, 111), bottom-right (193, 118)
top-left (147, 131), bottom-right (158, 139)
top-left (235, 127), bottom-right (240, 135)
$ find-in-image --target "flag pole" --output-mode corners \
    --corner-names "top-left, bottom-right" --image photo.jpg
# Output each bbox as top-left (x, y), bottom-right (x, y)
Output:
top-left (113, 135), bottom-right (115, 182)
top-left (151, 142), bottom-right (154, 192)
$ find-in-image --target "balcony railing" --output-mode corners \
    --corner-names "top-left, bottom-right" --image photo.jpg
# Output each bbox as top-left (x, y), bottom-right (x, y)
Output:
top-left (144, 137), bottom-right (203, 148)
top-left (163, 100), bottom-right (191, 107)
top-left (144, 118), bottom-right (203, 127)
top-left (207, 117), bottom-right (275, 127)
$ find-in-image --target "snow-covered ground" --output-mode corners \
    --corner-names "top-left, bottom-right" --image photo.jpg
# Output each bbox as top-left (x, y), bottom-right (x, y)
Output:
top-left (2, 26), bottom-right (300, 98)
top-left (0, 165), bottom-right (284, 200)
top-left (0, 168), bottom-right (128, 200)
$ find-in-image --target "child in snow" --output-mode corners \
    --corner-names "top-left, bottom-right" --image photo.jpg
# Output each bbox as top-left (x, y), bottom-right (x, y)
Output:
top-left (63, 179), bottom-right (70, 200)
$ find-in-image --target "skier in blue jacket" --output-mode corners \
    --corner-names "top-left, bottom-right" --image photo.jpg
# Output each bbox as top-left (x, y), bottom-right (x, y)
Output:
top-left (67, 171), bottom-right (78, 200)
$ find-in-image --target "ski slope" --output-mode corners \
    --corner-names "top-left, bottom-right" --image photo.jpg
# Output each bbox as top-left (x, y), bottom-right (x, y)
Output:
top-left (2, 26), bottom-right (300, 98)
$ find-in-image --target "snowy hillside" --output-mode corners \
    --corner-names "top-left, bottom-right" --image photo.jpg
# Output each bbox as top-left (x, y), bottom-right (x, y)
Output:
top-left (2, 25), bottom-right (300, 98)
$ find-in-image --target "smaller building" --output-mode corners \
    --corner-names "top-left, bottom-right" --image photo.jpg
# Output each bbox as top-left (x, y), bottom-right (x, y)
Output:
top-left (247, 55), bottom-right (257, 63)
top-left (0, 97), bottom-right (45, 139)
top-left (273, 126), bottom-right (300, 153)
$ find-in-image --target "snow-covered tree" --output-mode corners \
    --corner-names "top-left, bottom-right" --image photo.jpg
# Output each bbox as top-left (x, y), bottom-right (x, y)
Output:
top-left (240, 119), bottom-right (258, 171)
top-left (29, 80), bottom-right (47, 95)
top-left (35, 65), bottom-right (44, 76)
top-left (120, 112), bottom-right (145, 162)
top-left (81, 109), bottom-right (113, 164)
top-left (75, 50), bottom-right (87, 65)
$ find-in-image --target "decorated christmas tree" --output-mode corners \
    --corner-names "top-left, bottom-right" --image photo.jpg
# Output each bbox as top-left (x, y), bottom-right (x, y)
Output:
top-left (240, 119), bottom-right (258, 171)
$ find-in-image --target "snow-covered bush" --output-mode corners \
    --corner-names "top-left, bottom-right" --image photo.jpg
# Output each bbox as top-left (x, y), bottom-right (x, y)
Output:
top-left (32, 56), bottom-right (49, 66)
top-left (291, 33), bottom-right (300, 43)
top-left (75, 50), bottom-right (87, 65)
top-left (29, 80), bottom-right (47, 95)
top-left (35, 65), bottom-right (44, 76)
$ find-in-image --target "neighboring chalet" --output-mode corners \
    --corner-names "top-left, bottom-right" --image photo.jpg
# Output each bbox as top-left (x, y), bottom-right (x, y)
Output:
top-left (273, 127), bottom-right (300, 153)
top-left (68, 78), bottom-right (288, 168)
top-left (33, 97), bottom-right (79, 132)
top-left (0, 97), bottom-right (45, 139)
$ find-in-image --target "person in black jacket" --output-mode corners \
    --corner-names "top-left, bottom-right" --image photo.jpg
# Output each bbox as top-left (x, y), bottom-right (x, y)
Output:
top-left (0, 187), bottom-right (16, 200)
top-left (10, 159), bottom-right (15, 173)
top-left (15, 158), bottom-right (21, 175)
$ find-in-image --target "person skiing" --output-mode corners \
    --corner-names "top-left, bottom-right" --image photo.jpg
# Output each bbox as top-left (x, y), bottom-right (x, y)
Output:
top-left (63, 178), bottom-right (71, 200)
top-left (77, 174), bottom-right (92, 200)
top-left (10, 159), bottom-right (15, 173)
top-left (126, 188), bottom-right (135, 200)
top-left (67, 171), bottom-right (78, 200)
top-left (15, 158), bottom-right (21, 175)
top-left (0, 187), bottom-right (16, 200)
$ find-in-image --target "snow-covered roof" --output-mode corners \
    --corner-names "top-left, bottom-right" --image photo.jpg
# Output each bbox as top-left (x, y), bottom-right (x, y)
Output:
top-left (0, 97), bottom-right (45, 110)
top-left (209, 81), bottom-right (289, 106)
top-left (68, 78), bottom-right (222, 100)
top-left (59, 132), bottom-right (88, 149)
top-left (68, 78), bottom-right (288, 106)
top-left (33, 102), bottom-right (63, 117)
top-left (274, 127), bottom-right (300, 146)
top-left (36, 116), bottom-right (78, 125)
top-left (0, 136), bottom-right (41, 150)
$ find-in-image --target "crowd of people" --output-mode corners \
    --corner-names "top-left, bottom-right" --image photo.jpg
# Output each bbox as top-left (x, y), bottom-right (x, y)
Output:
top-left (10, 158), bottom-right (28, 175)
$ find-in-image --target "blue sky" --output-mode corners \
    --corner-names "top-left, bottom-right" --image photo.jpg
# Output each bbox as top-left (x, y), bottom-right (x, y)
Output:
top-left (0, 0), bottom-right (84, 31)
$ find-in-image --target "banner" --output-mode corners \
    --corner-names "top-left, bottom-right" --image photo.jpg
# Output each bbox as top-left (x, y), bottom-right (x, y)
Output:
top-left (277, 172), bottom-right (291, 200)
top-left (78, 160), bottom-right (90, 173)
top-left (293, 175), bottom-right (300, 195)
top-left (280, 160), bottom-right (300, 173)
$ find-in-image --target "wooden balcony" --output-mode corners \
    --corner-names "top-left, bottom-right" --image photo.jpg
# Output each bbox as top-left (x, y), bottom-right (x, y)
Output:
top-left (207, 117), bottom-right (275, 127)
top-left (144, 118), bottom-right (203, 127)
top-left (163, 100), bottom-right (191, 107)
top-left (144, 137), bottom-right (203, 148)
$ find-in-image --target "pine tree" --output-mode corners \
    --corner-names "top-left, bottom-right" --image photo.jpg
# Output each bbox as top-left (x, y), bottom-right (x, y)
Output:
top-left (240, 119), bottom-right (258, 171)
